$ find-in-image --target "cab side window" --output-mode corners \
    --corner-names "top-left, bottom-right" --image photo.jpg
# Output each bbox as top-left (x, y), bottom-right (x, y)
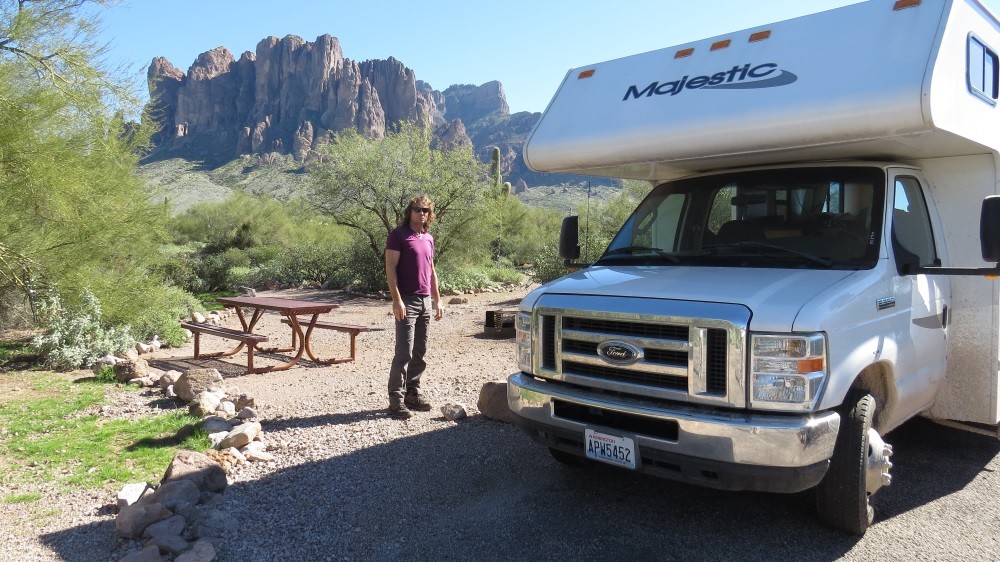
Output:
top-left (892, 177), bottom-right (937, 272)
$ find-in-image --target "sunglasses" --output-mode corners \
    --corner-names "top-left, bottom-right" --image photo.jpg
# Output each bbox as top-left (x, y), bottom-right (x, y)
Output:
top-left (412, 207), bottom-right (431, 214)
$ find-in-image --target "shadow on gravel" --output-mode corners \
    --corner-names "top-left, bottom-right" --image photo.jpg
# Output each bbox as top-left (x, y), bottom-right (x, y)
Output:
top-left (264, 410), bottom-right (393, 431)
top-left (39, 416), bottom-right (998, 561)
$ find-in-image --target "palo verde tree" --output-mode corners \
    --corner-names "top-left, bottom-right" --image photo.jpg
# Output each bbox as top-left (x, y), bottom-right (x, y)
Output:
top-left (307, 123), bottom-right (489, 289)
top-left (0, 0), bottom-right (190, 343)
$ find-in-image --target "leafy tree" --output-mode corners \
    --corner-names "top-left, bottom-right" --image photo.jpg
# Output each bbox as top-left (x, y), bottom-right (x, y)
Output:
top-left (0, 0), bottom-right (190, 343)
top-left (308, 124), bottom-right (488, 289)
top-left (503, 204), bottom-right (563, 266)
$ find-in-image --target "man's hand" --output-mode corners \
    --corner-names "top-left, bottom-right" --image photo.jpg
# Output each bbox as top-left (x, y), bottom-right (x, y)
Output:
top-left (433, 300), bottom-right (444, 321)
top-left (392, 300), bottom-right (406, 322)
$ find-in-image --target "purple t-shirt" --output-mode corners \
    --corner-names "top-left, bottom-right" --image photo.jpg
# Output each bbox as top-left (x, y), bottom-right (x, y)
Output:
top-left (386, 225), bottom-right (435, 296)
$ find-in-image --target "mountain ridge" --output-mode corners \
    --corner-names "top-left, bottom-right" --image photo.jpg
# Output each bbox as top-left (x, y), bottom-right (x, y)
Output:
top-left (143, 33), bottom-right (606, 189)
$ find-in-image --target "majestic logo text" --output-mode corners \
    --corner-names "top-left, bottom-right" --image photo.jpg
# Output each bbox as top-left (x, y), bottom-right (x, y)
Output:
top-left (623, 62), bottom-right (797, 101)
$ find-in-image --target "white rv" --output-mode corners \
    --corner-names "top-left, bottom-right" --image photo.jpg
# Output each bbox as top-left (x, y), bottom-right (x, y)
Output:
top-left (509, 0), bottom-right (1000, 535)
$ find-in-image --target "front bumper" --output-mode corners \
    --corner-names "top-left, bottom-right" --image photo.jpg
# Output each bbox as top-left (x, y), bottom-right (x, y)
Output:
top-left (508, 372), bottom-right (840, 493)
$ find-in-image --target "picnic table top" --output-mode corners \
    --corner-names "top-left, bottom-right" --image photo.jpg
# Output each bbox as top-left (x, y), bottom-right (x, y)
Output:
top-left (216, 295), bottom-right (340, 315)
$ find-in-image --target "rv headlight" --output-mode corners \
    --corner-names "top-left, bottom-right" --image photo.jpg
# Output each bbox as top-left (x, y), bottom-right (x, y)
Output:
top-left (750, 333), bottom-right (827, 411)
top-left (516, 312), bottom-right (533, 373)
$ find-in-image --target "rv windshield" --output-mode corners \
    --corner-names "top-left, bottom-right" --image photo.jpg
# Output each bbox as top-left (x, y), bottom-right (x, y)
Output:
top-left (600, 167), bottom-right (885, 269)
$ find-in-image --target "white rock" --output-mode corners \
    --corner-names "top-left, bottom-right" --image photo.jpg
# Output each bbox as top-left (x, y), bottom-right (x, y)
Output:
top-left (208, 431), bottom-right (229, 449)
top-left (219, 421), bottom-right (262, 449)
top-left (242, 446), bottom-right (275, 462)
top-left (224, 447), bottom-right (247, 464)
top-left (117, 482), bottom-right (151, 509)
top-left (215, 401), bottom-right (236, 416)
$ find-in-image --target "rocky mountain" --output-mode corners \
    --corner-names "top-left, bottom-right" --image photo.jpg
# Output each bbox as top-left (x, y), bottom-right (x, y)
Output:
top-left (144, 34), bottom-right (599, 188)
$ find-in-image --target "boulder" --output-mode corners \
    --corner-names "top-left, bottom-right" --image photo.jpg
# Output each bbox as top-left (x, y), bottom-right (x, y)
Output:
top-left (477, 381), bottom-right (513, 423)
top-left (189, 391), bottom-right (221, 417)
top-left (219, 421), bottom-right (261, 449)
top-left (161, 450), bottom-right (227, 493)
top-left (116, 501), bottom-right (172, 539)
top-left (142, 513), bottom-right (187, 539)
top-left (174, 369), bottom-right (224, 403)
top-left (150, 479), bottom-right (201, 511)
top-left (440, 402), bottom-right (468, 421)
top-left (113, 357), bottom-right (150, 383)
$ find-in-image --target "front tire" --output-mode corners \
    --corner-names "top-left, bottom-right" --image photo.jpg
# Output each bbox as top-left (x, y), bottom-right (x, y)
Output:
top-left (816, 389), bottom-right (888, 535)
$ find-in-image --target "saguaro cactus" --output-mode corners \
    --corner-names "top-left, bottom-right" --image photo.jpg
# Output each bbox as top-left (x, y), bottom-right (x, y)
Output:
top-left (490, 147), bottom-right (511, 197)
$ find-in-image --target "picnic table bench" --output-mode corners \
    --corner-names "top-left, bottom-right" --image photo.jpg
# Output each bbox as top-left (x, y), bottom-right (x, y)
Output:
top-left (280, 318), bottom-right (372, 364)
top-left (179, 321), bottom-right (270, 372)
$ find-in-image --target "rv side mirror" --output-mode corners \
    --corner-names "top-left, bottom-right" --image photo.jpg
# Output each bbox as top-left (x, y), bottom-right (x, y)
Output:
top-left (559, 216), bottom-right (580, 261)
top-left (981, 196), bottom-right (1000, 262)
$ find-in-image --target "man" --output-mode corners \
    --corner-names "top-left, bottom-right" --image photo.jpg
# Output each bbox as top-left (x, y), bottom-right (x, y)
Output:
top-left (384, 194), bottom-right (444, 419)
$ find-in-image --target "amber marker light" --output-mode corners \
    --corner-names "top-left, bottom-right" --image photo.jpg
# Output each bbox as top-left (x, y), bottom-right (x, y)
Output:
top-left (893, 0), bottom-right (921, 10)
top-left (674, 48), bottom-right (694, 58)
top-left (578, 69), bottom-right (595, 79)
top-left (749, 30), bottom-right (771, 42)
top-left (797, 358), bottom-right (825, 374)
top-left (711, 39), bottom-right (731, 51)
top-left (986, 273), bottom-right (999, 279)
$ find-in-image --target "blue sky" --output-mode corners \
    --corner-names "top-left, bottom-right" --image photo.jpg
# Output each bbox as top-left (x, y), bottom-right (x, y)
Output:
top-left (98, 0), bottom-right (1000, 114)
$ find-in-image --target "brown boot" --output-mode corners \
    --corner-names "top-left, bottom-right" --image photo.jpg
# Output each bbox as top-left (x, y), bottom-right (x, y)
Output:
top-left (388, 399), bottom-right (413, 420)
top-left (404, 390), bottom-right (432, 412)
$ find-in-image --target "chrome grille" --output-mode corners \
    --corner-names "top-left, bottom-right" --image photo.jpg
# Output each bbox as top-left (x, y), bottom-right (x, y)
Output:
top-left (534, 300), bottom-right (746, 408)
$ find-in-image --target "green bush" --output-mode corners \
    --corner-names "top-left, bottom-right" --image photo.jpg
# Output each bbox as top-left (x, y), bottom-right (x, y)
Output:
top-left (438, 264), bottom-right (524, 293)
top-left (531, 245), bottom-right (573, 284)
top-left (155, 250), bottom-right (201, 293)
top-left (30, 291), bottom-right (134, 370)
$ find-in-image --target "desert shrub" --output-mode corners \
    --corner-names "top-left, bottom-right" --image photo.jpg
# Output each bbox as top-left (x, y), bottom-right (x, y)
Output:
top-left (155, 249), bottom-right (200, 293)
top-left (531, 245), bottom-right (573, 284)
top-left (30, 291), bottom-right (134, 370)
top-left (94, 365), bottom-right (116, 383)
top-left (438, 263), bottom-right (523, 293)
top-left (193, 248), bottom-right (252, 292)
top-left (169, 194), bottom-right (352, 291)
top-left (129, 301), bottom-right (194, 348)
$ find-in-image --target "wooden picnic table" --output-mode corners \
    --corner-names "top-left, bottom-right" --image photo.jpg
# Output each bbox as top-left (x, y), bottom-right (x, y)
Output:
top-left (203, 296), bottom-right (340, 374)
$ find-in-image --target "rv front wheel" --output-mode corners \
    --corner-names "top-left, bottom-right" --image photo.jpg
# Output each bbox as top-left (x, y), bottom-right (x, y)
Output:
top-left (815, 389), bottom-right (892, 535)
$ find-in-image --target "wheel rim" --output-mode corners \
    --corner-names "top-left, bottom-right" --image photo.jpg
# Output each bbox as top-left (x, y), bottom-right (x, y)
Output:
top-left (865, 427), bottom-right (893, 495)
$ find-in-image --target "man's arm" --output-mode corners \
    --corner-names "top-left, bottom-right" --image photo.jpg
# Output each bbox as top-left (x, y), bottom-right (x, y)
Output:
top-left (385, 249), bottom-right (405, 322)
top-left (430, 259), bottom-right (443, 321)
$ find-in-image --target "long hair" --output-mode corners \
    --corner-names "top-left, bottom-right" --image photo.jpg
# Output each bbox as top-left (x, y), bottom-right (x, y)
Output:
top-left (399, 194), bottom-right (436, 227)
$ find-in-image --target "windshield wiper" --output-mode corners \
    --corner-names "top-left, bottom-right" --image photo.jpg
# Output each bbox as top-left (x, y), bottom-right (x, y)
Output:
top-left (703, 241), bottom-right (833, 267)
top-left (602, 245), bottom-right (680, 263)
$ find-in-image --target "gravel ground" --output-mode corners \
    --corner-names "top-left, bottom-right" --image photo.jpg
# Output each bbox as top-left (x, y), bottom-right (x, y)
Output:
top-left (3, 286), bottom-right (999, 561)
top-left (3, 286), bottom-right (530, 561)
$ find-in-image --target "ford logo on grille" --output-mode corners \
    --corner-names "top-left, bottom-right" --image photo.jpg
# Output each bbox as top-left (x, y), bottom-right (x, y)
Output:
top-left (597, 340), bottom-right (644, 366)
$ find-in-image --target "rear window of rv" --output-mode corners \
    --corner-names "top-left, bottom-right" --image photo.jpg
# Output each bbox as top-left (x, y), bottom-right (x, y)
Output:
top-left (968, 35), bottom-right (998, 104)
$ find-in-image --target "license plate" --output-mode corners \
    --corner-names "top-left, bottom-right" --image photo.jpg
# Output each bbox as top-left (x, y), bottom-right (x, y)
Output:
top-left (585, 428), bottom-right (637, 469)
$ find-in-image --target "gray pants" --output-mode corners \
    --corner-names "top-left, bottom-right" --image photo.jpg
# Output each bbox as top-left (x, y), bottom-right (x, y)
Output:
top-left (388, 294), bottom-right (431, 401)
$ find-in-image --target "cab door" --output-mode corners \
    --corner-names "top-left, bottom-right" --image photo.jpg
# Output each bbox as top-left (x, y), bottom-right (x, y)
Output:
top-left (887, 172), bottom-right (951, 415)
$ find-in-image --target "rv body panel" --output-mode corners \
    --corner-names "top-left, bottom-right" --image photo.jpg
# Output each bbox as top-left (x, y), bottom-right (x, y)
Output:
top-left (525, 0), bottom-right (1000, 182)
